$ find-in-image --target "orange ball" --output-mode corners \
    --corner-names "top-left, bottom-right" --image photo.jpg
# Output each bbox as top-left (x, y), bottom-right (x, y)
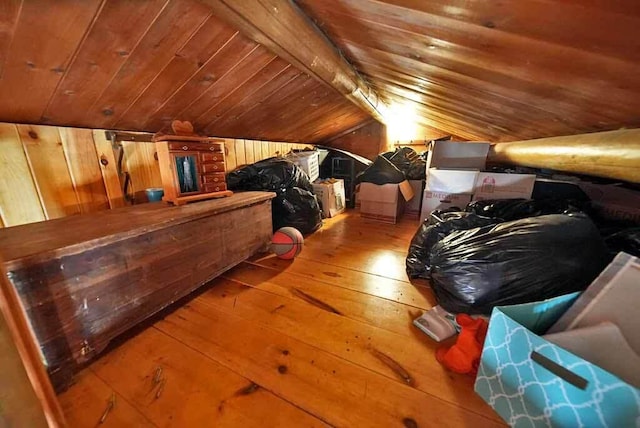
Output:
top-left (271, 227), bottom-right (304, 259)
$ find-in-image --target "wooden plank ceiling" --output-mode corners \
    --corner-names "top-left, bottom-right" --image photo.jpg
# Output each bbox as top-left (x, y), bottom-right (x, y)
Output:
top-left (0, 0), bottom-right (369, 143)
top-left (296, 0), bottom-right (640, 142)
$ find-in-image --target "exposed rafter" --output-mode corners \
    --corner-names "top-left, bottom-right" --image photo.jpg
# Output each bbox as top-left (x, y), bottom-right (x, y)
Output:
top-left (196, 0), bottom-right (386, 123)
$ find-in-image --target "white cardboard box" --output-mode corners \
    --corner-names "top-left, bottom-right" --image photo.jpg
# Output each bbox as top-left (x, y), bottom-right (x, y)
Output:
top-left (420, 190), bottom-right (473, 220)
top-left (473, 172), bottom-right (536, 201)
top-left (358, 181), bottom-right (414, 224)
top-left (426, 141), bottom-right (490, 170)
top-left (312, 179), bottom-right (346, 218)
top-left (426, 168), bottom-right (479, 193)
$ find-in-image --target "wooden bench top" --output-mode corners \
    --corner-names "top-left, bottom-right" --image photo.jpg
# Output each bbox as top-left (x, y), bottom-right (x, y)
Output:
top-left (0, 191), bottom-right (275, 266)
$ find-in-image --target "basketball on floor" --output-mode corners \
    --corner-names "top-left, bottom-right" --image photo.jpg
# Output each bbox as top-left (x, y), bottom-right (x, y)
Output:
top-left (271, 227), bottom-right (304, 259)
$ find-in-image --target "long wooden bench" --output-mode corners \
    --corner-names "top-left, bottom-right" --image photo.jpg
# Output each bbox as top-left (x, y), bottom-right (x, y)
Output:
top-left (0, 191), bottom-right (275, 391)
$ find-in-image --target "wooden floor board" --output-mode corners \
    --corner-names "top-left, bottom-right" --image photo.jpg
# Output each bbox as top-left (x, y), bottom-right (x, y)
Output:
top-left (57, 209), bottom-right (502, 427)
top-left (157, 303), bottom-right (502, 428)
top-left (224, 262), bottom-right (433, 336)
top-left (88, 327), bottom-right (328, 427)
top-left (194, 277), bottom-right (499, 421)
top-left (247, 255), bottom-right (433, 308)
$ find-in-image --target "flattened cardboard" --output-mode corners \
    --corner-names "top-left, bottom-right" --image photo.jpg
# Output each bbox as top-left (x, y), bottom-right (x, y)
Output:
top-left (473, 172), bottom-right (536, 201)
top-left (426, 168), bottom-right (479, 193)
top-left (426, 141), bottom-right (490, 170)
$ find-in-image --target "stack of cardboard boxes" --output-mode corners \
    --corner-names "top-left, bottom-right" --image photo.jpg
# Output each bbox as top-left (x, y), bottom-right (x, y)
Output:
top-left (421, 141), bottom-right (536, 220)
top-left (357, 141), bottom-right (538, 223)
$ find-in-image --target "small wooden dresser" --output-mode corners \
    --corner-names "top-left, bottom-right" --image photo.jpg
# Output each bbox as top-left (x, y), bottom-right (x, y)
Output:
top-left (155, 135), bottom-right (233, 205)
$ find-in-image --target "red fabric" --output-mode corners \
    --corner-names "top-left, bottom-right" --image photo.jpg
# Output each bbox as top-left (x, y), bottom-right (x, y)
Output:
top-left (435, 314), bottom-right (488, 375)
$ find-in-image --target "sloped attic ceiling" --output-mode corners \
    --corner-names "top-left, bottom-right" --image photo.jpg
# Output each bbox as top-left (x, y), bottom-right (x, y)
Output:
top-left (296, 0), bottom-right (640, 142)
top-left (0, 0), bottom-right (369, 143)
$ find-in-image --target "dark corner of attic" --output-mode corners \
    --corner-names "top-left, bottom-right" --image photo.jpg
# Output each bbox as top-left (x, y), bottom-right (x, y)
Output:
top-left (1, 1), bottom-right (639, 427)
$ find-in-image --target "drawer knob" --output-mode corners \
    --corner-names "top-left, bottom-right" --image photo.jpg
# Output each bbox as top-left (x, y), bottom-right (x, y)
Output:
top-left (209, 146), bottom-right (216, 151)
top-left (182, 145), bottom-right (188, 151)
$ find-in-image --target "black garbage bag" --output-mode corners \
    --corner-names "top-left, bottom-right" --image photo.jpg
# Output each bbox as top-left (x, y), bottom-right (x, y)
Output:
top-left (429, 214), bottom-right (610, 314)
top-left (388, 147), bottom-right (426, 180)
top-left (406, 211), bottom-right (500, 279)
top-left (272, 187), bottom-right (322, 234)
top-left (226, 157), bottom-right (313, 193)
top-left (465, 198), bottom-right (584, 221)
top-left (356, 155), bottom-right (405, 185)
top-left (227, 158), bottom-right (321, 234)
top-left (604, 227), bottom-right (640, 258)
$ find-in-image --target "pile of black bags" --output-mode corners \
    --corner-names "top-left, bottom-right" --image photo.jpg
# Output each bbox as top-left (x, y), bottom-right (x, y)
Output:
top-left (406, 199), bottom-right (611, 314)
top-left (226, 158), bottom-right (322, 235)
top-left (357, 147), bottom-right (426, 185)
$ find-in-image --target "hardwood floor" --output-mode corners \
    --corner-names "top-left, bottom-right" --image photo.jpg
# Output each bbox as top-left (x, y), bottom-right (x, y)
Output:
top-left (58, 211), bottom-right (503, 427)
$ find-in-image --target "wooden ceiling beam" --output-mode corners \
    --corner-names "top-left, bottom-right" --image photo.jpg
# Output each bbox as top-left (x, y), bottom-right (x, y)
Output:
top-left (196, 0), bottom-right (386, 123)
top-left (489, 129), bottom-right (640, 183)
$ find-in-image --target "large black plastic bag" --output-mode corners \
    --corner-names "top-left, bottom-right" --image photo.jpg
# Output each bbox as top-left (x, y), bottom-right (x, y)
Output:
top-left (429, 214), bottom-right (610, 314)
top-left (604, 227), bottom-right (640, 258)
top-left (406, 212), bottom-right (499, 279)
top-left (388, 147), bottom-right (426, 180)
top-left (465, 198), bottom-right (584, 221)
top-left (355, 155), bottom-right (405, 184)
top-left (227, 158), bottom-right (322, 234)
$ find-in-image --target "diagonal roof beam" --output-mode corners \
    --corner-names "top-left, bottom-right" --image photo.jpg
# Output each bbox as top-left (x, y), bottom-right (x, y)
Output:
top-left (196, 0), bottom-right (387, 123)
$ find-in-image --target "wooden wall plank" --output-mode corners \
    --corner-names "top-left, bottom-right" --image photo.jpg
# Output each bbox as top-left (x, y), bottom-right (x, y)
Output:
top-left (144, 33), bottom-right (259, 131)
top-left (186, 48), bottom-right (276, 127)
top-left (260, 141), bottom-right (270, 160)
top-left (121, 142), bottom-right (162, 201)
top-left (59, 128), bottom-right (109, 213)
top-left (234, 139), bottom-right (246, 167)
top-left (203, 66), bottom-right (300, 135)
top-left (224, 138), bottom-right (237, 171)
top-left (115, 15), bottom-right (237, 130)
top-left (43, 0), bottom-right (170, 126)
top-left (82, 0), bottom-right (212, 129)
top-left (199, 60), bottom-right (291, 131)
top-left (244, 140), bottom-right (256, 165)
top-left (0, 0), bottom-right (103, 123)
top-left (0, 123), bottom-right (45, 226)
top-left (0, 0), bottom-right (21, 78)
top-left (92, 130), bottom-right (125, 209)
top-left (17, 125), bottom-right (80, 219)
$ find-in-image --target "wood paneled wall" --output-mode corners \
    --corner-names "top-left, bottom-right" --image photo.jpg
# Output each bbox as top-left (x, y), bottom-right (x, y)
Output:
top-left (0, 122), bottom-right (310, 228)
top-left (323, 120), bottom-right (456, 159)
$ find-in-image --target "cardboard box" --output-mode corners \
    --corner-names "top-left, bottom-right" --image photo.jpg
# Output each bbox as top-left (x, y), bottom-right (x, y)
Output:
top-left (426, 141), bottom-right (490, 170)
top-left (472, 172), bottom-right (536, 201)
top-left (420, 190), bottom-right (472, 220)
top-left (577, 182), bottom-right (640, 223)
top-left (405, 180), bottom-right (425, 218)
top-left (358, 181), bottom-right (414, 224)
top-left (312, 179), bottom-right (346, 218)
top-left (426, 168), bottom-right (479, 193)
top-left (288, 151), bottom-right (320, 182)
top-left (475, 293), bottom-right (640, 427)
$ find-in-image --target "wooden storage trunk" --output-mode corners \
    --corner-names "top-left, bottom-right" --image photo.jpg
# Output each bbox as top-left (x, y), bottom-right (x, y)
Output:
top-left (0, 192), bottom-right (275, 391)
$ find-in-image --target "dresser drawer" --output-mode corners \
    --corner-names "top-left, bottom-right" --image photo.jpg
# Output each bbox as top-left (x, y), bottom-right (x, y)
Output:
top-left (202, 173), bottom-right (226, 184)
top-left (169, 142), bottom-right (224, 152)
top-left (203, 182), bottom-right (227, 193)
top-left (200, 152), bottom-right (225, 163)
top-left (202, 162), bottom-right (225, 173)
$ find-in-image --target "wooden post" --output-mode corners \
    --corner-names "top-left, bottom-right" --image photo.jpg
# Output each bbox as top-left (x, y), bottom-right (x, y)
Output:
top-left (488, 129), bottom-right (640, 183)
